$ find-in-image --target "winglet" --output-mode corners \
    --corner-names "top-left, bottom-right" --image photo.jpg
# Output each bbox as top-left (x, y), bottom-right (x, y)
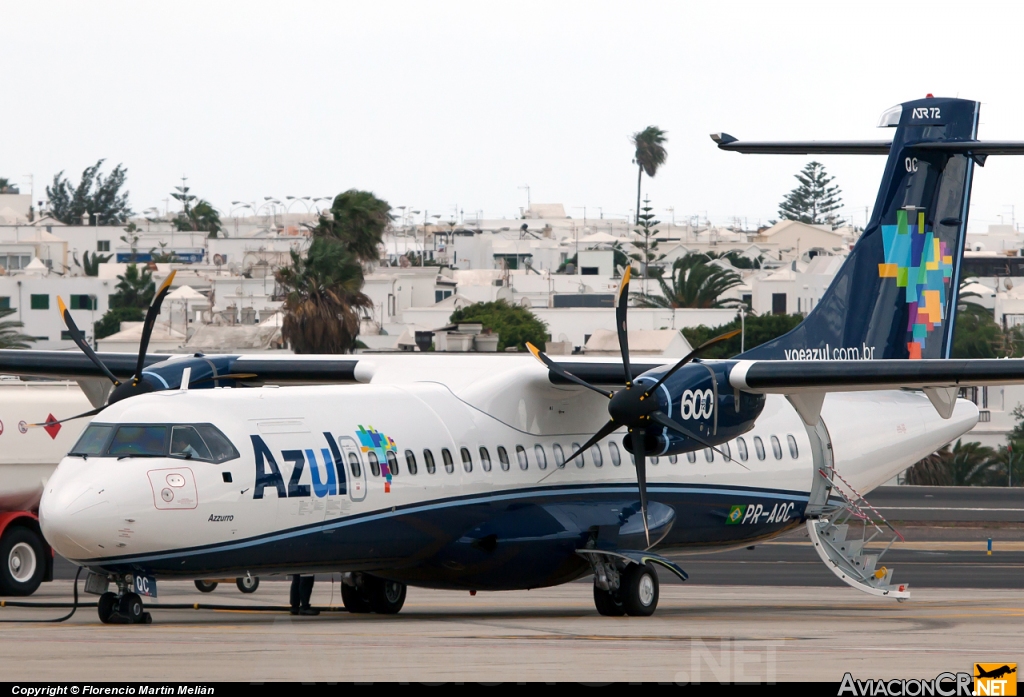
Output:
top-left (710, 132), bottom-right (738, 145)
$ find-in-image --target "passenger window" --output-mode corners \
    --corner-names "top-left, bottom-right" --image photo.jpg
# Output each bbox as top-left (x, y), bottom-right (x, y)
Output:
top-left (170, 425), bottom-right (214, 461)
top-left (669, 454), bottom-right (678, 464)
top-left (609, 442), bottom-right (621, 467)
top-left (771, 435), bottom-right (783, 460)
top-left (704, 447), bottom-right (714, 463)
top-left (423, 449), bottom-right (436, 474)
top-left (108, 425), bottom-right (168, 457)
top-left (367, 451), bottom-right (381, 477)
top-left (754, 436), bottom-right (766, 461)
top-left (515, 445), bottom-right (528, 470)
top-left (553, 443), bottom-right (565, 468)
top-left (461, 447), bottom-right (473, 473)
top-left (480, 447), bottom-right (492, 472)
top-left (787, 434), bottom-right (799, 459)
top-left (348, 451), bottom-right (362, 478)
top-left (570, 442), bottom-right (585, 468)
top-left (591, 444), bottom-right (603, 467)
top-left (687, 450), bottom-right (696, 463)
top-left (442, 448), bottom-right (454, 474)
top-left (721, 442), bottom-right (731, 462)
top-left (404, 450), bottom-right (418, 475)
top-left (497, 446), bottom-right (510, 471)
top-left (534, 445), bottom-right (547, 470)
top-left (650, 455), bottom-right (658, 465)
top-left (386, 450), bottom-right (399, 476)
top-left (737, 437), bottom-right (748, 461)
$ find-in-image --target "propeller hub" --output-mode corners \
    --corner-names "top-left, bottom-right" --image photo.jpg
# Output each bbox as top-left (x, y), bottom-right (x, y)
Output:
top-left (108, 377), bottom-right (156, 405)
top-left (608, 385), bottom-right (660, 426)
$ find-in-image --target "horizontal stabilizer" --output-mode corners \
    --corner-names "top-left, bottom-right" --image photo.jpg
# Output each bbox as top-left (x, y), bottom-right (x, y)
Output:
top-left (912, 140), bottom-right (1024, 156)
top-left (711, 133), bottom-right (891, 155)
top-left (730, 358), bottom-right (1024, 393)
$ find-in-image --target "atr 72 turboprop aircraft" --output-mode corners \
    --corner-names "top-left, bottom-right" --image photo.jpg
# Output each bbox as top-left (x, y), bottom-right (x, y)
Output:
top-left (5, 95), bottom-right (1024, 624)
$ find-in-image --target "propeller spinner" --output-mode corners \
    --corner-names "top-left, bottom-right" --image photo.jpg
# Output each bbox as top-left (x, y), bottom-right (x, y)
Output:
top-left (526, 266), bottom-right (741, 546)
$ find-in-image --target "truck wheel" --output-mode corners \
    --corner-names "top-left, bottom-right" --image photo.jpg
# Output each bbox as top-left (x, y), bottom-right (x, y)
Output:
top-left (0, 526), bottom-right (47, 596)
top-left (236, 576), bottom-right (259, 594)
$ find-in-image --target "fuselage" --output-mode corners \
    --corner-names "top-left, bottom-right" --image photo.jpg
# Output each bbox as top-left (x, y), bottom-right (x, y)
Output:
top-left (38, 357), bottom-right (978, 592)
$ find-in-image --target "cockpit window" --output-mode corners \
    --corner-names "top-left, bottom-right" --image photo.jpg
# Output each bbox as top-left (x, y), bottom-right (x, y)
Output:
top-left (71, 423), bottom-right (239, 463)
top-left (69, 424), bottom-right (114, 456)
top-left (108, 426), bottom-right (168, 457)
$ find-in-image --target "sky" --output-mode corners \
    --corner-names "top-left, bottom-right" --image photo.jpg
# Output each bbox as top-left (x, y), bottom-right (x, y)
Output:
top-left (5, 0), bottom-right (1024, 231)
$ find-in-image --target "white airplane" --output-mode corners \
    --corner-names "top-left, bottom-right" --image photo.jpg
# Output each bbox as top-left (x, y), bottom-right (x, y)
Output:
top-left (5, 95), bottom-right (1024, 624)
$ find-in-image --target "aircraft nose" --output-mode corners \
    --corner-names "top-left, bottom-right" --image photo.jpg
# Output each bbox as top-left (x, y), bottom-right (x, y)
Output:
top-left (39, 475), bottom-right (116, 561)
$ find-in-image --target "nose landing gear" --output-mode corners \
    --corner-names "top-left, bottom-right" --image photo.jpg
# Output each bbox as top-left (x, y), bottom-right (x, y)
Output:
top-left (97, 579), bottom-right (153, 624)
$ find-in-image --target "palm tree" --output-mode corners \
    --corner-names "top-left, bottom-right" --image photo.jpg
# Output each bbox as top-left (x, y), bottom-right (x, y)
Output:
top-left (0, 309), bottom-right (34, 349)
top-left (631, 126), bottom-right (667, 223)
top-left (634, 254), bottom-right (743, 309)
top-left (315, 190), bottom-right (391, 264)
top-left (276, 238), bottom-right (372, 353)
top-left (111, 264), bottom-right (155, 309)
top-left (905, 440), bottom-right (999, 486)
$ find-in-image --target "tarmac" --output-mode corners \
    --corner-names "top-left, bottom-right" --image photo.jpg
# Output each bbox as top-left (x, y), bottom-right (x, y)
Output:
top-left (0, 581), bottom-right (1021, 682)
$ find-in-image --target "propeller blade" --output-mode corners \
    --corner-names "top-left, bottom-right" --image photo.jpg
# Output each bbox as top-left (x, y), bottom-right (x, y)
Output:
top-left (562, 419), bottom-right (620, 466)
top-left (134, 270), bottom-right (177, 382)
top-left (616, 266), bottom-right (633, 385)
top-left (649, 410), bottom-right (749, 470)
top-left (56, 296), bottom-right (120, 386)
top-left (29, 406), bottom-right (104, 428)
top-left (631, 428), bottom-right (650, 547)
top-left (644, 328), bottom-right (742, 397)
top-left (526, 343), bottom-right (613, 399)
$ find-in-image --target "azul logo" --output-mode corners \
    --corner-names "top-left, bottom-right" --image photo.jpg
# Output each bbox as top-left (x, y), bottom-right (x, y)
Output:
top-left (878, 208), bottom-right (954, 359)
top-left (357, 425), bottom-right (397, 493)
top-left (725, 502), bottom-right (796, 525)
top-left (251, 432), bottom-right (347, 500)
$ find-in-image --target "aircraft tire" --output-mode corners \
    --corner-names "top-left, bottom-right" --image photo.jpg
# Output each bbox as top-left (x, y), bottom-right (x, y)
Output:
top-left (236, 577), bottom-right (260, 594)
top-left (0, 526), bottom-right (47, 596)
top-left (120, 592), bottom-right (145, 623)
top-left (593, 585), bottom-right (626, 616)
top-left (621, 563), bottom-right (659, 617)
top-left (364, 576), bottom-right (407, 615)
top-left (194, 580), bottom-right (218, 593)
top-left (341, 582), bottom-right (372, 613)
top-left (98, 592), bottom-right (118, 624)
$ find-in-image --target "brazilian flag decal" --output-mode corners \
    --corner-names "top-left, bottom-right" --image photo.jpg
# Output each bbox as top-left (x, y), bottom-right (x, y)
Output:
top-left (726, 505), bottom-right (747, 525)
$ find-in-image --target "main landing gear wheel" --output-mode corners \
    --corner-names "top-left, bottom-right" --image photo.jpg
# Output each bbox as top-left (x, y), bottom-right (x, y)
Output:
top-left (194, 580), bottom-right (218, 593)
top-left (341, 575), bottom-right (406, 614)
top-left (621, 562), bottom-right (659, 617)
top-left (0, 526), bottom-right (47, 596)
top-left (236, 576), bottom-right (260, 594)
top-left (593, 585), bottom-right (626, 616)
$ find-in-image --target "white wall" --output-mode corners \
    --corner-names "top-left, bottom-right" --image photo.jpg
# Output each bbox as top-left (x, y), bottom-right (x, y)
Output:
top-left (0, 275), bottom-right (113, 348)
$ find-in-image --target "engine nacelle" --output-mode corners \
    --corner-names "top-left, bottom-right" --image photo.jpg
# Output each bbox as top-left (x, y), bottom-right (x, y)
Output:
top-left (627, 360), bottom-right (764, 456)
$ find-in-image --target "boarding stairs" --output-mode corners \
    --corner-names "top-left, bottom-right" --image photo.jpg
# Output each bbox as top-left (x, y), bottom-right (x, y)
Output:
top-left (805, 463), bottom-right (910, 600)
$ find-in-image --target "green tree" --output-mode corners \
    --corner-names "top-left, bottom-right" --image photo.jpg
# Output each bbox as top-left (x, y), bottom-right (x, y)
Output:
top-left (81, 250), bottom-right (112, 276)
top-left (276, 238), bottom-right (371, 353)
top-left (680, 312), bottom-right (804, 359)
top-left (94, 264), bottom-right (156, 339)
top-left (631, 126), bottom-right (667, 224)
top-left (629, 197), bottom-right (666, 285)
top-left (314, 190), bottom-right (391, 264)
top-left (171, 182), bottom-right (222, 238)
top-left (634, 254), bottom-right (743, 310)
top-left (449, 300), bottom-right (549, 352)
top-left (706, 250), bottom-right (761, 270)
top-left (46, 160), bottom-right (133, 225)
top-left (120, 222), bottom-right (141, 263)
top-left (0, 308), bottom-right (34, 349)
top-left (904, 440), bottom-right (999, 486)
top-left (778, 161), bottom-right (844, 228)
top-left (952, 303), bottom-right (1005, 358)
top-left (0, 178), bottom-right (16, 194)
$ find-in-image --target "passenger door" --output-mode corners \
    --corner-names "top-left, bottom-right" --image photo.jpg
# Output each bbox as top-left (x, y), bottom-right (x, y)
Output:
top-left (338, 435), bottom-right (367, 502)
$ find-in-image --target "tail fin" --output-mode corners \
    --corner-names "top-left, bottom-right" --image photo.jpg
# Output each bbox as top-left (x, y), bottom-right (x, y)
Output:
top-left (727, 97), bottom-right (982, 360)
